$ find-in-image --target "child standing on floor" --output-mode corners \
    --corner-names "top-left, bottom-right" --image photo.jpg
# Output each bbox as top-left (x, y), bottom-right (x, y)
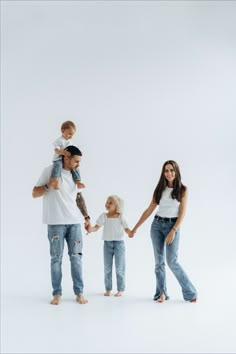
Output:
top-left (88, 195), bottom-right (131, 297)
top-left (51, 120), bottom-right (85, 190)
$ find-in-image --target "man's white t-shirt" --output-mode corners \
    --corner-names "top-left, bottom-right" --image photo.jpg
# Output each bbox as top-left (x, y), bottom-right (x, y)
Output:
top-left (52, 136), bottom-right (73, 161)
top-left (96, 213), bottom-right (128, 241)
top-left (36, 165), bottom-right (82, 225)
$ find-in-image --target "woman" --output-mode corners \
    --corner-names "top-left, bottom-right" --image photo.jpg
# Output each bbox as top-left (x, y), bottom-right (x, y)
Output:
top-left (129, 160), bottom-right (197, 303)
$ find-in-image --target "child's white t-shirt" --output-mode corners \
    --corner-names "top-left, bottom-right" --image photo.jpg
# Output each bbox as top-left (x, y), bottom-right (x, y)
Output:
top-left (96, 213), bottom-right (128, 241)
top-left (52, 136), bottom-right (73, 161)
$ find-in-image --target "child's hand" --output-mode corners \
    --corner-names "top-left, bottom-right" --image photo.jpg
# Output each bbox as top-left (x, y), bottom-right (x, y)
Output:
top-left (64, 150), bottom-right (71, 157)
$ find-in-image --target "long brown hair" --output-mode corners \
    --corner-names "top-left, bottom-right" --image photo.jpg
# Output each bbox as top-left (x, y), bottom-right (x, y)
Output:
top-left (153, 160), bottom-right (186, 204)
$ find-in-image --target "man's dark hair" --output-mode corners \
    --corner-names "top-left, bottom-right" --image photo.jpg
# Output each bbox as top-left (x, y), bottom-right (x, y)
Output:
top-left (64, 145), bottom-right (82, 157)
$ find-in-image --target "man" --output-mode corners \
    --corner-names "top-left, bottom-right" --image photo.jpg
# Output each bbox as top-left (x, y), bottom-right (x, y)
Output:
top-left (32, 145), bottom-right (90, 305)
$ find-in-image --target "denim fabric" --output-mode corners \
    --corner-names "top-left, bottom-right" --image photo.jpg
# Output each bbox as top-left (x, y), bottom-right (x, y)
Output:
top-left (150, 218), bottom-right (197, 301)
top-left (71, 168), bottom-right (81, 181)
top-left (47, 224), bottom-right (83, 296)
top-left (103, 241), bottom-right (125, 292)
top-left (52, 159), bottom-right (63, 178)
top-left (51, 159), bottom-right (81, 181)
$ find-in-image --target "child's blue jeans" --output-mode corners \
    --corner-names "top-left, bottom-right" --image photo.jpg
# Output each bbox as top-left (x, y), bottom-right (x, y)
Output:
top-left (52, 159), bottom-right (81, 181)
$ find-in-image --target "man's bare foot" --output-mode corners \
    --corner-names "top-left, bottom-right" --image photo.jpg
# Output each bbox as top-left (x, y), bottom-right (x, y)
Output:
top-left (50, 295), bottom-right (61, 305)
top-left (157, 293), bottom-right (166, 303)
top-left (76, 181), bottom-right (86, 189)
top-left (104, 290), bottom-right (111, 296)
top-left (76, 294), bottom-right (88, 304)
top-left (114, 291), bottom-right (124, 297)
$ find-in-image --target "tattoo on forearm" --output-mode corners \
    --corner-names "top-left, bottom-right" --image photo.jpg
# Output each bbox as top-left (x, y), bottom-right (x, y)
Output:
top-left (76, 192), bottom-right (88, 217)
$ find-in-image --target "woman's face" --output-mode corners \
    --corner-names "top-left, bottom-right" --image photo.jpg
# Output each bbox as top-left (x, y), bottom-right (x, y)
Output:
top-left (105, 198), bottom-right (117, 213)
top-left (164, 164), bottom-right (176, 186)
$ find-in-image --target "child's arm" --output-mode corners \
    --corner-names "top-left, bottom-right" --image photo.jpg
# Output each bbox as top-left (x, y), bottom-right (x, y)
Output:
top-left (54, 148), bottom-right (71, 157)
top-left (89, 224), bottom-right (100, 233)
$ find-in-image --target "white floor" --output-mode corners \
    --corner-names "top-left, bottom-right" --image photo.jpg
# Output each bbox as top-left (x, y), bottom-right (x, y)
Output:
top-left (2, 268), bottom-right (236, 354)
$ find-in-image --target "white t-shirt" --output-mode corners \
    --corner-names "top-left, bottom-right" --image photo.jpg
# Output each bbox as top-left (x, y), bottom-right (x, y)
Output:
top-left (52, 136), bottom-right (73, 161)
top-left (96, 213), bottom-right (128, 241)
top-left (156, 187), bottom-right (180, 218)
top-left (36, 165), bottom-right (82, 225)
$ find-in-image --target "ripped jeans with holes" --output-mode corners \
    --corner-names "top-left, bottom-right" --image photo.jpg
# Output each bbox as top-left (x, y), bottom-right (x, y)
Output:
top-left (47, 224), bottom-right (84, 296)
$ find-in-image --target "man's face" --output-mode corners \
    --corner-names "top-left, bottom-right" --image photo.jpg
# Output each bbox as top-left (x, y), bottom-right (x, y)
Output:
top-left (65, 155), bottom-right (81, 171)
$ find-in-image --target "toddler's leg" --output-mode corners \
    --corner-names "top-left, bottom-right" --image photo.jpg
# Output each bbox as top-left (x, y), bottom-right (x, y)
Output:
top-left (51, 160), bottom-right (62, 189)
top-left (71, 169), bottom-right (86, 189)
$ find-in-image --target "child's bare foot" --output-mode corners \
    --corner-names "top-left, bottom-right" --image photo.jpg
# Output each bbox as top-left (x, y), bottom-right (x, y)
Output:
top-left (114, 291), bottom-right (124, 297)
top-left (104, 290), bottom-right (111, 296)
top-left (76, 181), bottom-right (86, 189)
top-left (157, 293), bottom-right (166, 303)
top-left (50, 295), bottom-right (61, 305)
top-left (76, 294), bottom-right (88, 304)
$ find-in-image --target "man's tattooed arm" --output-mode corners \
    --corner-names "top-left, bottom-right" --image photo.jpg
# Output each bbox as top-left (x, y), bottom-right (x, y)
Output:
top-left (76, 192), bottom-right (89, 218)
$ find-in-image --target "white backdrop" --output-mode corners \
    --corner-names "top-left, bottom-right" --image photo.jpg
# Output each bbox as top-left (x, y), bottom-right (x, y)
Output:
top-left (1, 1), bottom-right (236, 353)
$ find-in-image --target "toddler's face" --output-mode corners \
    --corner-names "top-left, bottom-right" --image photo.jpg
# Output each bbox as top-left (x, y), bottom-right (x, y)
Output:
top-left (62, 127), bottom-right (75, 140)
top-left (105, 198), bottom-right (117, 213)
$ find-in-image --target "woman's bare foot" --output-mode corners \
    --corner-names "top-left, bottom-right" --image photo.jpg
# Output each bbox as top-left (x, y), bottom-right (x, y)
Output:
top-left (76, 294), bottom-right (88, 304)
top-left (50, 295), bottom-right (61, 305)
top-left (104, 290), bottom-right (111, 296)
top-left (157, 293), bottom-right (166, 303)
top-left (114, 291), bottom-right (124, 297)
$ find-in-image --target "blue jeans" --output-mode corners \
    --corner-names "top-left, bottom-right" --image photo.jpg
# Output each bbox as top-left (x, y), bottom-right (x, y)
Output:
top-left (52, 159), bottom-right (81, 181)
top-left (47, 224), bottom-right (84, 296)
top-left (103, 241), bottom-right (125, 292)
top-left (150, 218), bottom-right (197, 301)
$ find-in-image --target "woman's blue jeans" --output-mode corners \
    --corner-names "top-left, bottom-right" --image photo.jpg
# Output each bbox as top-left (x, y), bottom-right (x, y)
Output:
top-left (103, 241), bottom-right (125, 292)
top-left (47, 224), bottom-right (83, 296)
top-left (150, 218), bottom-right (197, 301)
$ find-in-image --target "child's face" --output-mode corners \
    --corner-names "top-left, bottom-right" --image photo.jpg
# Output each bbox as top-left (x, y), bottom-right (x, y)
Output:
top-left (105, 198), bottom-right (117, 213)
top-left (62, 127), bottom-right (75, 140)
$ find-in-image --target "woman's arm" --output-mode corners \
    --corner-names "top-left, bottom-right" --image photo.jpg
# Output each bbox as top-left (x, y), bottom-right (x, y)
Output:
top-left (173, 188), bottom-right (188, 231)
top-left (129, 198), bottom-right (157, 237)
top-left (166, 188), bottom-right (188, 245)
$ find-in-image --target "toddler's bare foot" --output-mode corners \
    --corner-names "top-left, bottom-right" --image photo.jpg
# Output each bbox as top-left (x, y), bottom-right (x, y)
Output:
top-left (50, 295), bottom-right (61, 305)
top-left (76, 181), bottom-right (86, 189)
top-left (104, 290), bottom-right (111, 296)
top-left (76, 294), bottom-right (88, 304)
top-left (157, 293), bottom-right (166, 303)
top-left (114, 291), bottom-right (124, 297)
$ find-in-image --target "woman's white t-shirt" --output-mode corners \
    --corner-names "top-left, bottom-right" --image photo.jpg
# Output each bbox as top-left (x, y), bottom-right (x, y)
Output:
top-left (96, 213), bottom-right (128, 241)
top-left (156, 187), bottom-right (180, 218)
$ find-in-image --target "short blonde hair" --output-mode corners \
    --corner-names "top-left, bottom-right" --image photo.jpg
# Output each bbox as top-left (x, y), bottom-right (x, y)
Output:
top-left (61, 121), bottom-right (76, 131)
top-left (107, 195), bottom-right (124, 214)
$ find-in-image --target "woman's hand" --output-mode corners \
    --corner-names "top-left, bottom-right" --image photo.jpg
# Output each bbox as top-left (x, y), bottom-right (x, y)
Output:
top-left (128, 229), bottom-right (136, 238)
top-left (166, 229), bottom-right (176, 246)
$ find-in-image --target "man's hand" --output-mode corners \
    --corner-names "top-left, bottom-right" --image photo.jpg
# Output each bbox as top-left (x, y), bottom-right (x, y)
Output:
top-left (84, 219), bottom-right (91, 233)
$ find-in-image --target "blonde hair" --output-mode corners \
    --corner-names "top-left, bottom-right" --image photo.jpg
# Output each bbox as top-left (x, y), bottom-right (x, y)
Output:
top-left (61, 121), bottom-right (76, 131)
top-left (107, 195), bottom-right (124, 214)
